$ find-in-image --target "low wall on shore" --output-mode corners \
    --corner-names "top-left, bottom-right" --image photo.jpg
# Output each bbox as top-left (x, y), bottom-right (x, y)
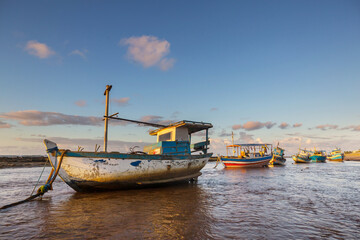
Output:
top-left (0, 156), bottom-right (49, 169)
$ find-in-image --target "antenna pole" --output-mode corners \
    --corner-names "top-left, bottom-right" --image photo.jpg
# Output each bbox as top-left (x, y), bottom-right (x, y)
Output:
top-left (104, 85), bottom-right (112, 152)
top-left (232, 131), bottom-right (235, 156)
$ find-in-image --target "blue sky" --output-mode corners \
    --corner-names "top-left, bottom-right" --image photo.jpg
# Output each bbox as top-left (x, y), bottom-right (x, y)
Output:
top-left (0, 0), bottom-right (359, 155)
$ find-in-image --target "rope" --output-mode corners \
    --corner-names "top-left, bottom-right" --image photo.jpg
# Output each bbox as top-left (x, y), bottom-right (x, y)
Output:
top-left (0, 150), bottom-right (68, 211)
top-left (30, 157), bottom-right (49, 196)
top-left (214, 154), bottom-right (223, 168)
top-left (0, 193), bottom-right (43, 210)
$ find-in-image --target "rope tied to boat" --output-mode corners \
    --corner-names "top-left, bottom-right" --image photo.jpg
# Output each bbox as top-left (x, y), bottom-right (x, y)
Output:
top-left (0, 149), bottom-right (68, 210)
top-left (37, 183), bottom-right (51, 195)
top-left (214, 154), bottom-right (224, 168)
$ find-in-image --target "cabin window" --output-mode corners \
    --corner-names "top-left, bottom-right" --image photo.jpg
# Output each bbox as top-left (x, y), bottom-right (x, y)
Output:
top-left (159, 132), bottom-right (172, 141)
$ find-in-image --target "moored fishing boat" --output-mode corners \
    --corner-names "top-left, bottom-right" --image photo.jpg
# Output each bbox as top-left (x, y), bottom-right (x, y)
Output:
top-left (309, 150), bottom-right (327, 162)
top-left (44, 85), bottom-right (213, 192)
top-left (220, 143), bottom-right (272, 168)
top-left (292, 149), bottom-right (311, 163)
top-left (269, 145), bottom-right (286, 166)
top-left (327, 148), bottom-right (344, 162)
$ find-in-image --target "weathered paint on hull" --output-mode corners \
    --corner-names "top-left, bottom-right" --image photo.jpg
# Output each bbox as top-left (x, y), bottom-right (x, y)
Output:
top-left (269, 156), bottom-right (286, 166)
top-left (220, 155), bottom-right (272, 168)
top-left (310, 155), bottom-right (326, 163)
top-left (45, 140), bottom-right (211, 192)
top-left (327, 154), bottom-right (344, 162)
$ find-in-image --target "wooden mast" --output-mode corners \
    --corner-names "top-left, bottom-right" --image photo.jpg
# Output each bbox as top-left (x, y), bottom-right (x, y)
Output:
top-left (104, 85), bottom-right (112, 152)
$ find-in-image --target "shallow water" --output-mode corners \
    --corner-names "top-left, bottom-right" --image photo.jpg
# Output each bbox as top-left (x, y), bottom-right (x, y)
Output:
top-left (1, 160), bottom-right (360, 239)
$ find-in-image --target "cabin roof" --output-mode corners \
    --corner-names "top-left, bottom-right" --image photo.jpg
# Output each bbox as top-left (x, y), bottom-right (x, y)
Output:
top-left (149, 120), bottom-right (213, 136)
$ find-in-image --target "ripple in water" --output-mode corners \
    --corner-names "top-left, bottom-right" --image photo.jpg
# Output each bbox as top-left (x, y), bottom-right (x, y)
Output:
top-left (1, 161), bottom-right (360, 239)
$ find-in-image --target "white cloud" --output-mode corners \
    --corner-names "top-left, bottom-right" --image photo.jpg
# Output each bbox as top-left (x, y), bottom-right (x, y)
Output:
top-left (111, 97), bottom-right (130, 106)
top-left (342, 125), bottom-right (360, 131)
top-left (25, 40), bottom-right (55, 59)
top-left (293, 123), bottom-right (302, 128)
top-left (232, 121), bottom-right (276, 131)
top-left (16, 136), bottom-right (153, 154)
top-left (75, 100), bottom-right (87, 107)
top-left (120, 35), bottom-right (175, 71)
top-left (218, 129), bottom-right (232, 137)
top-left (0, 110), bottom-right (102, 126)
top-left (158, 58), bottom-right (175, 71)
top-left (0, 110), bottom-right (178, 129)
top-left (239, 132), bottom-right (255, 143)
top-left (0, 120), bottom-right (11, 128)
top-left (69, 49), bottom-right (88, 59)
top-left (279, 122), bottom-right (289, 129)
top-left (139, 115), bottom-right (172, 126)
top-left (316, 124), bottom-right (338, 131)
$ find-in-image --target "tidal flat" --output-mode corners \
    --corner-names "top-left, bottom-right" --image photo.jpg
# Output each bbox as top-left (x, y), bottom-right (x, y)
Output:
top-left (1, 160), bottom-right (360, 239)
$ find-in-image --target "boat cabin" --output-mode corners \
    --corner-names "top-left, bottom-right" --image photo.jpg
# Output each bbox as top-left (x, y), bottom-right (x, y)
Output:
top-left (226, 143), bottom-right (272, 158)
top-left (144, 120), bottom-right (212, 155)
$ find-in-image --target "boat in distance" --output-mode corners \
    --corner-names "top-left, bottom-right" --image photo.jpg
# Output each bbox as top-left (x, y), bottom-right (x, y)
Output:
top-left (292, 149), bottom-right (311, 163)
top-left (309, 149), bottom-right (327, 163)
top-left (220, 143), bottom-right (273, 168)
top-left (269, 144), bottom-right (286, 166)
top-left (44, 85), bottom-right (213, 192)
top-left (327, 148), bottom-right (344, 162)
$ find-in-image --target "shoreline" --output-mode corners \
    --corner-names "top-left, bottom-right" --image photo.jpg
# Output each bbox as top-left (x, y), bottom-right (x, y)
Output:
top-left (0, 156), bottom-right (50, 169)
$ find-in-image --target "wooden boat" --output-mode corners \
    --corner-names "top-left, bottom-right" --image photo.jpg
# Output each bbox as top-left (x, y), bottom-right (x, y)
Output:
top-left (269, 145), bottom-right (286, 166)
top-left (327, 148), bottom-right (344, 162)
top-left (43, 85), bottom-right (213, 192)
top-left (292, 149), bottom-right (311, 163)
top-left (309, 150), bottom-right (327, 162)
top-left (220, 143), bottom-right (272, 168)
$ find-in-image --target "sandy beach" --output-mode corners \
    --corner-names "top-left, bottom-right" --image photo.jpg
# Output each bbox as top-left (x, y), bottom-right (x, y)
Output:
top-left (344, 153), bottom-right (360, 161)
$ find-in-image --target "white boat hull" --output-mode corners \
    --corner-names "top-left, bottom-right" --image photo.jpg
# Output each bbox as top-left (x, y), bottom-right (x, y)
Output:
top-left (44, 140), bottom-right (210, 191)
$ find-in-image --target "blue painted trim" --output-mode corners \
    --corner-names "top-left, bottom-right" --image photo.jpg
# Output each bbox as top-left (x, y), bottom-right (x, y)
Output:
top-left (46, 146), bottom-right (58, 153)
top-left (61, 150), bottom-right (212, 160)
top-left (221, 155), bottom-right (272, 162)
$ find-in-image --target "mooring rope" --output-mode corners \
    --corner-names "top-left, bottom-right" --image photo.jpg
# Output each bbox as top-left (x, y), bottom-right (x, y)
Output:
top-left (0, 150), bottom-right (68, 210)
top-left (214, 154), bottom-right (224, 168)
top-left (30, 157), bottom-right (49, 196)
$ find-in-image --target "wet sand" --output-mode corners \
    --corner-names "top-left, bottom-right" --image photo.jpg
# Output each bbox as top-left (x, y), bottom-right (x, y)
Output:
top-left (0, 156), bottom-right (49, 169)
top-left (1, 161), bottom-right (360, 239)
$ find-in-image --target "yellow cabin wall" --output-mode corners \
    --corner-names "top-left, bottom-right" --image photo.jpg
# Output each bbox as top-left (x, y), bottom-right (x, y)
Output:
top-left (156, 127), bottom-right (175, 142)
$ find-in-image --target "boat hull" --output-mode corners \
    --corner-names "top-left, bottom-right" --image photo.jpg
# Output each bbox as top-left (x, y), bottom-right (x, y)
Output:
top-left (292, 155), bottom-right (311, 163)
top-left (327, 154), bottom-right (344, 162)
top-left (220, 155), bottom-right (272, 168)
top-left (44, 140), bottom-right (211, 192)
top-left (310, 155), bottom-right (326, 163)
top-left (269, 156), bottom-right (286, 166)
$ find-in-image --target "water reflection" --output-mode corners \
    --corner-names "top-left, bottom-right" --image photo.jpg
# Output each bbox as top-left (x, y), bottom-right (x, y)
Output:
top-left (1, 162), bottom-right (360, 239)
top-left (37, 184), bottom-right (213, 239)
